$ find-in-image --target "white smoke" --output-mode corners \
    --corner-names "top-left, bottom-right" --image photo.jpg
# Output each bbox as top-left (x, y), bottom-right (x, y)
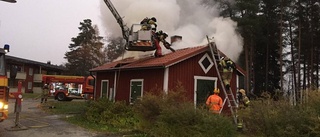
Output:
top-left (99, 0), bottom-right (243, 62)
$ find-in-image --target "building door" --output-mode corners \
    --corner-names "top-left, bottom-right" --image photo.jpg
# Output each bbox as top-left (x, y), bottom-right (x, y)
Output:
top-left (130, 79), bottom-right (143, 104)
top-left (101, 80), bottom-right (109, 98)
top-left (194, 76), bottom-right (217, 108)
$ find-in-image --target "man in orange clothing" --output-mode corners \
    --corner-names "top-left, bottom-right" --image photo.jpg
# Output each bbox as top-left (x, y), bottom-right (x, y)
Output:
top-left (206, 88), bottom-right (223, 114)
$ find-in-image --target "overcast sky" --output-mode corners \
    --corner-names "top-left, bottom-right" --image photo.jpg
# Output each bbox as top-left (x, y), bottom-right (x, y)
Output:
top-left (0, 0), bottom-right (104, 65)
top-left (1, 0), bottom-right (244, 65)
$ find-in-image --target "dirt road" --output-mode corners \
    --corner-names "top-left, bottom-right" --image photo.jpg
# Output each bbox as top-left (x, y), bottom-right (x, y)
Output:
top-left (0, 98), bottom-right (106, 137)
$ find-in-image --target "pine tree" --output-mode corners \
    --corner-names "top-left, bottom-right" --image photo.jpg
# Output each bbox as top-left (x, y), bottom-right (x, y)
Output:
top-left (64, 19), bottom-right (105, 76)
top-left (105, 37), bottom-right (125, 62)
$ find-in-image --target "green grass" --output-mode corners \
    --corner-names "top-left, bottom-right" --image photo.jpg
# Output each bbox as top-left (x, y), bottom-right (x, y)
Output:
top-left (38, 90), bottom-right (320, 137)
top-left (65, 115), bottom-right (138, 134)
top-left (22, 93), bottom-right (42, 99)
top-left (41, 100), bottom-right (145, 136)
top-left (42, 100), bottom-right (86, 114)
top-left (40, 100), bottom-right (248, 137)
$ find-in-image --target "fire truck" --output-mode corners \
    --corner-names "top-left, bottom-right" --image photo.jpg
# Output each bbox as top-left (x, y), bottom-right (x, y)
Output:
top-left (42, 75), bottom-right (94, 101)
top-left (0, 45), bottom-right (12, 122)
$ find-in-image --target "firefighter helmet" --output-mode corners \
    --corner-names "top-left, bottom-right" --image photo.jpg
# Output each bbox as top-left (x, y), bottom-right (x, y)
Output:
top-left (43, 84), bottom-right (48, 89)
top-left (151, 17), bottom-right (157, 22)
top-left (239, 89), bottom-right (246, 95)
top-left (214, 88), bottom-right (220, 94)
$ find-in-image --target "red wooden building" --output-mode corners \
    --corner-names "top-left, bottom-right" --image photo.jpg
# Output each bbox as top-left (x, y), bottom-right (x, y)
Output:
top-left (90, 43), bottom-right (245, 109)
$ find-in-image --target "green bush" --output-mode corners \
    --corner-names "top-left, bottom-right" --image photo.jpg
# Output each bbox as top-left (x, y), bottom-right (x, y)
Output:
top-left (133, 90), bottom-right (236, 137)
top-left (241, 91), bottom-right (320, 137)
top-left (84, 98), bottom-right (137, 129)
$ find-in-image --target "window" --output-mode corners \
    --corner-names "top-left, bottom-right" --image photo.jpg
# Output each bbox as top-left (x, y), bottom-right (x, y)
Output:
top-left (198, 53), bottom-right (213, 74)
top-left (130, 79), bottom-right (143, 104)
top-left (8, 65), bottom-right (23, 73)
top-left (28, 82), bottom-right (32, 90)
top-left (0, 54), bottom-right (5, 76)
top-left (29, 68), bottom-right (33, 76)
top-left (101, 80), bottom-right (109, 98)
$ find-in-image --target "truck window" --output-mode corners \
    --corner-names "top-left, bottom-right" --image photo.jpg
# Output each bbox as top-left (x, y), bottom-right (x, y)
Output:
top-left (0, 54), bottom-right (5, 76)
top-left (88, 79), bottom-right (94, 86)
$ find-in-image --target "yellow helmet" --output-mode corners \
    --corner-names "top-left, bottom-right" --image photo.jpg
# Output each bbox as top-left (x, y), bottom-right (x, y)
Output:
top-left (213, 88), bottom-right (220, 94)
top-left (239, 89), bottom-right (246, 95)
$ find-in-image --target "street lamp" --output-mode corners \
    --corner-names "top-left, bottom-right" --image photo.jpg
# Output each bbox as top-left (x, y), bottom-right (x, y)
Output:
top-left (0, 0), bottom-right (16, 3)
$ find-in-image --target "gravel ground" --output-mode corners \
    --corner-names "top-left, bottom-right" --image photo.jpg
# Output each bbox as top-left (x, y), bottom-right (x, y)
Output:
top-left (0, 98), bottom-right (108, 137)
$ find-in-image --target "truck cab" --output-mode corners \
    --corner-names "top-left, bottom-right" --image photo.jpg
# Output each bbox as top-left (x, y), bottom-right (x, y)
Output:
top-left (43, 75), bottom-right (94, 101)
top-left (0, 47), bottom-right (10, 122)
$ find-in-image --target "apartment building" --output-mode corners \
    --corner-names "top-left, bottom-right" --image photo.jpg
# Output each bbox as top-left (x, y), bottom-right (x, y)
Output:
top-left (6, 55), bottom-right (66, 93)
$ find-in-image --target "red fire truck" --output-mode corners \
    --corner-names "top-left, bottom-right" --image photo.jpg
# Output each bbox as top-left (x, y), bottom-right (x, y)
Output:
top-left (0, 45), bottom-right (11, 122)
top-left (42, 75), bottom-right (94, 101)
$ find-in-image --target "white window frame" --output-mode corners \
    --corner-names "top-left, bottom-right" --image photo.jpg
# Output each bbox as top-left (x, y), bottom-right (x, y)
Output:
top-left (129, 79), bottom-right (144, 104)
top-left (100, 80), bottom-right (109, 98)
top-left (198, 53), bottom-right (214, 74)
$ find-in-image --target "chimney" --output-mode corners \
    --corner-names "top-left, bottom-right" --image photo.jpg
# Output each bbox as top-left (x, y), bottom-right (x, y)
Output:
top-left (170, 35), bottom-right (182, 44)
top-left (47, 61), bottom-right (51, 65)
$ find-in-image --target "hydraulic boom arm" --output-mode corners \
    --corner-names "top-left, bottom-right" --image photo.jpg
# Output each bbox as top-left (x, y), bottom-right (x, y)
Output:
top-left (103, 0), bottom-right (157, 52)
top-left (103, 0), bottom-right (129, 40)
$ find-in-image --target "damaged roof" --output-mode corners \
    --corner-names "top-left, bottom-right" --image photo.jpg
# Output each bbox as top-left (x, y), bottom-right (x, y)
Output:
top-left (91, 45), bottom-right (208, 72)
top-left (90, 44), bottom-right (246, 75)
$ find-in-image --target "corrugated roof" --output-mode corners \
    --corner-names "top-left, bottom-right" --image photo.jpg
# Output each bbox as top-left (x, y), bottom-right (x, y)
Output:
top-left (90, 45), bottom-right (208, 72)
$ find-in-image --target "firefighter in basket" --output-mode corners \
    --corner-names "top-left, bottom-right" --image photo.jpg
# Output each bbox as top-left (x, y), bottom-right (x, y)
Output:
top-left (140, 17), bottom-right (157, 31)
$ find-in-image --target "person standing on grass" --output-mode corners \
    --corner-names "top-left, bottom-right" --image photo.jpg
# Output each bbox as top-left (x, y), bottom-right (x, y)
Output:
top-left (41, 84), bottom-right (49, 103)
top-left (206, 88), bottom-right (223, 114)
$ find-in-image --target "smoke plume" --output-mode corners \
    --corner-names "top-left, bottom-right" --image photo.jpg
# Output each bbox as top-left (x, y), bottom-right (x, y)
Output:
top-left (99, 0), bottom-right (243, 62)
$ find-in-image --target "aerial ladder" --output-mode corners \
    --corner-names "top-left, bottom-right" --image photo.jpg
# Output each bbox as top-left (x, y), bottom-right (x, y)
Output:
top-left (207, 36), bottom-right (238, 124)
top-left (103, 0), bottom-right (157, 51)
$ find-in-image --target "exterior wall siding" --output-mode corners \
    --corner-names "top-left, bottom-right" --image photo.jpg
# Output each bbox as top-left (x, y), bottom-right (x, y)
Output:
top-left (167, 51), bottom-right (238, 114)
top-left (25, 66), bottom-right (34, 93)
top-left (96, 69), bottom-right (164, 103)
top-left (94, 51), bottom-right (242, 111)
top-left (115, 69), bottom-right (164, 103)
top-left (168, 52), bottom-right (221, 101)
top-left (95, 71), bottom-right (115, 99)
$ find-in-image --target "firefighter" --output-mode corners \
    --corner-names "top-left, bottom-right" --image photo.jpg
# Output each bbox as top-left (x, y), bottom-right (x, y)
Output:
top-left (157, 31), bottom-right (175, 52)
top-left (219, 57), bottom-right (235, 91)
top-left (140, 17), bottom-right (157, 31)
top-left (237, 89), bottom-right (250, 130)
top-left (238, 89), bottom-right (250, 108)
top-left (153, 30), bottom-right (175, 57)
top-left (41, 84), bottom-right (49, 103)
top-left (206, 88), bottom-right (223, 114)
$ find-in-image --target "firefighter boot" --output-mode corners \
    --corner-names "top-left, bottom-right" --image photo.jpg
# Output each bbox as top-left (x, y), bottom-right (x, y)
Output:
top-left (237, 119), bottom-right (243, 131)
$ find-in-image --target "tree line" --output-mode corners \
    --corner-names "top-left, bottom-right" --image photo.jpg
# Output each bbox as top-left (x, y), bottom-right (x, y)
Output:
top-left (63, 19), bottom-right (124, 76)
top-left (201, 0), bottom-right (320, 103)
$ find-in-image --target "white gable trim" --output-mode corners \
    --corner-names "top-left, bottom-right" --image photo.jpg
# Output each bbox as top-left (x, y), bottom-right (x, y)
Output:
top-left (198, 53), bottom-right (213, 74)
top-left (163, 67), bottom-right (169, 94)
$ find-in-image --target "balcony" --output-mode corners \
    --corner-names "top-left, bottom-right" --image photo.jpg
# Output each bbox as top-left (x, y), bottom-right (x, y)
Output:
top-left (7, 72), bottom-right (26, 80)
top-left (33, 74), bottom-right (43, 83)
